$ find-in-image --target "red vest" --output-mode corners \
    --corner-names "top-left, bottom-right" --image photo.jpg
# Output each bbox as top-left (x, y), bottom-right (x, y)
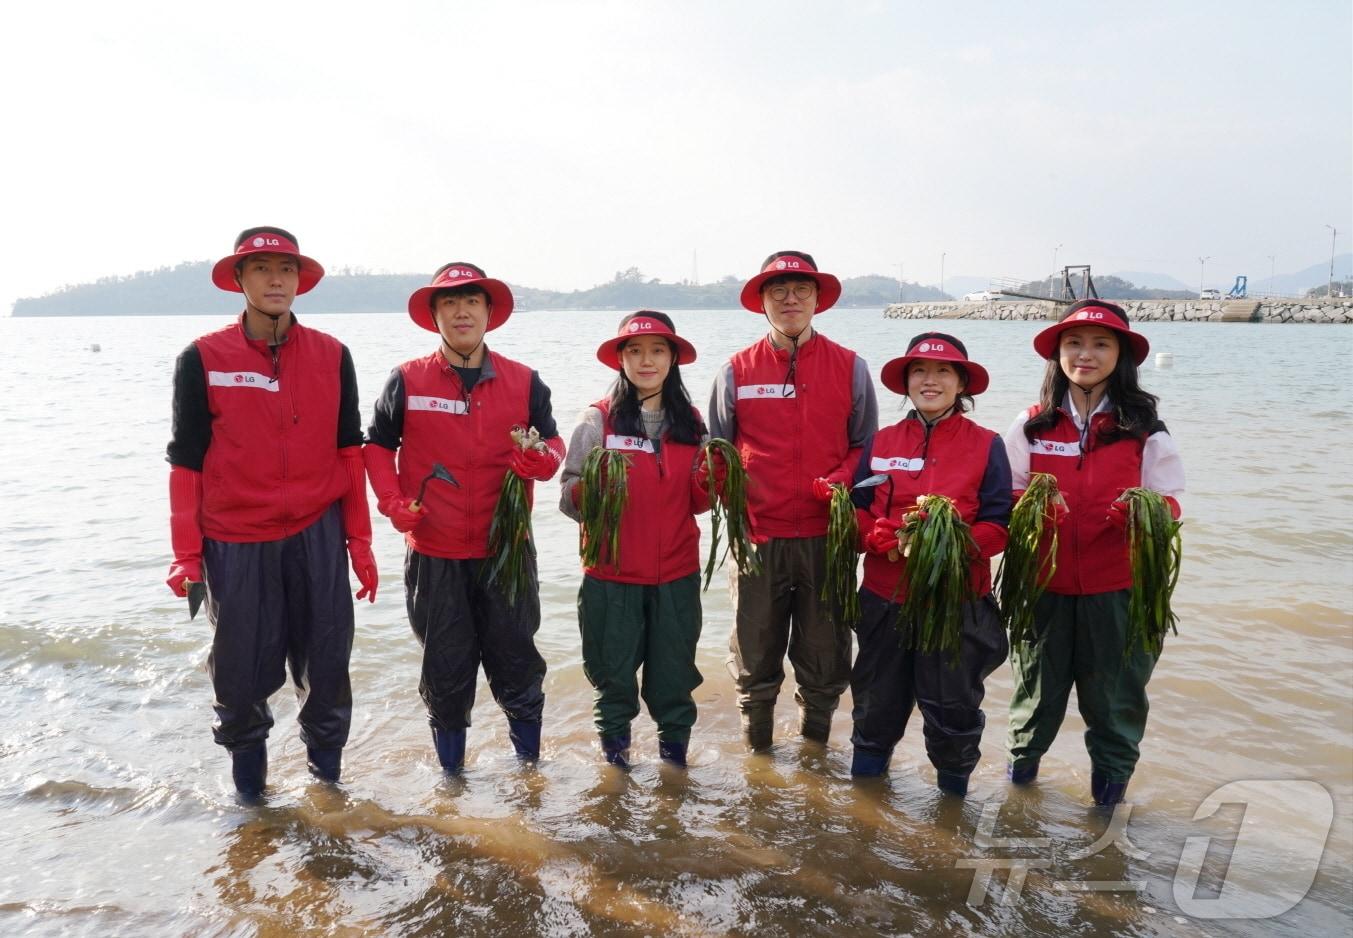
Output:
top-left (196, 319), bottom-right (347, 542)
top-left (1025, 406), bottom-right (1144, 594)
top-left (397, 350), bottom-right (533, 559)
top-left (859, 415), bottom-right (998, 601)
top-left (581, 400), bottom-right (703, 585)
top-left (730, 333), bottom-right (857, 538)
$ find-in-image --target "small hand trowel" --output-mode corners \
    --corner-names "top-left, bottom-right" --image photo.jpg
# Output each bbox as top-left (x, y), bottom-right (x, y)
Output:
top-left (188, 580), bottom-right (207, 620)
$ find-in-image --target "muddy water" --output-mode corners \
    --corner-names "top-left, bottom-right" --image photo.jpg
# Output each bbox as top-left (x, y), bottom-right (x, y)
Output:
top-left (0, 310), bottom-right (1348, 936)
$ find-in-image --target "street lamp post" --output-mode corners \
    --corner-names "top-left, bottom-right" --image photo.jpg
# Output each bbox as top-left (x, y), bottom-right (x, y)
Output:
top-left (897, 262), bottom-right (904, 301)
top-left (1198, 256), bottom-right (1210, 298)
top-left (1268, 255), bottom-right (1276, 298)
top-left (1052, 243), bottom-right (1062, 297)
top-left (940, 252), bottom-right (946, 298)
top-left (1326, 226), bottom-right (1338, 298)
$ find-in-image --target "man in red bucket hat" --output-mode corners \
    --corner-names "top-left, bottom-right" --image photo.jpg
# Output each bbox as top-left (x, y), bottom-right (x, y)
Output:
top-left (708, 250), bottom-right (879, 751)
top-left (165, 226), bottom-right (377, 801)
top-left (364, 261), bottom-right (565, 776)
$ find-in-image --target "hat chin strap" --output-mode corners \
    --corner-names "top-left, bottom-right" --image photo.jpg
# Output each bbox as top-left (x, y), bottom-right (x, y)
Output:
top-left (441, 337), bottom-right (484, 368)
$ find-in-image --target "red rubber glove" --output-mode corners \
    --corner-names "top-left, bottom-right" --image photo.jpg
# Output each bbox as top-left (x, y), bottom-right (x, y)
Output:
top-left (744, 502), bottom-right (770, 546)
top-left (511, 436), bottom-right (564, 482)
top-left (348, 538), bottom-right (378, 602)
top-left (864, 516), bottom-right (902, 556)
top-left (364, 444), bottom-right (425, 533)
top-left (1106, 499), bottom-right (1130, 531)
top-left (969, 520), bottom-right (1009, 560)
top-left (167, 465), bottom-right (203, 596)
top-left (693, 448), bottom-right (728, 497)
top-left (810, 477), bottom-right (838, 502)
top-left (339, 446), bottom-right (373, 542)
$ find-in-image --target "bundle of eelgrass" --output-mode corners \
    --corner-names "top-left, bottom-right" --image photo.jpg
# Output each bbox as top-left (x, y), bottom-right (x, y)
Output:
top-left (820, 483), bottom-right (861, 626)
top-left (1121, 487), bottom-right (1183, 656)
top-left (578, 447), bottom-right (631, 568)
top-left (995, 472), bottom-right (1061, 644)
top-left (486, 426), bottom-right (544, 603)
top-left (898, 495), bottom-right (974, 661)
top-left (699, 438), bottom-right (761, 589)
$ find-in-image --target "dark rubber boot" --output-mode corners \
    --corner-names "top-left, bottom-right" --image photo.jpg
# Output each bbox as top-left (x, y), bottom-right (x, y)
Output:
top-left (742, 714), bottom-right (773, 753)
top-left (1092, 771), bottom-right (1129, 806)
top-left (799, 709), bottom-right (832, 744)
top-left (850, 748), bottom-right (891, 778)
top-left (507, 719), bottom-right (541, 762)
top-left (936, 770), bottom-right (970, 797)
top-left (231, 744), bottom-right (267, 800)
top-left (1007, 759), bottom-right (1040, 785)
top-left (432, 726), bottom-right (466, 775)
top-left (306, 747), bottom-right (342, 783)
top-left (601, 734), bottom-right (631, 769)
top-left (658, 739), bottom-right (688, 767)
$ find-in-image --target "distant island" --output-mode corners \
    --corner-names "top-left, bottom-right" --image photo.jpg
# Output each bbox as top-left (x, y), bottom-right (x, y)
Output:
top-left (10, 263), bottom-right (950, 317)
top-left (15, 260), bottom-right (1346, 317)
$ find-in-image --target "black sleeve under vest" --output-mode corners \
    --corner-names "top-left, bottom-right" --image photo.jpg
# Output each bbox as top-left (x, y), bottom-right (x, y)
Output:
top-left (528, 371), bottom-right (560, 439)
top-left (166, 343), bottom-right (211, 470)
top-left (367, 368), bottom-right (406, 450)
top-left (337, 345), bottom-right (364, 448)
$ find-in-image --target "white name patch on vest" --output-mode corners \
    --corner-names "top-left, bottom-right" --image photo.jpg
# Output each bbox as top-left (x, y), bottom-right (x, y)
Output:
top-left (871, 455), bottom-right (925, 473)
top-left (407, 395), bottom-right (469, 415)
top-left (1030, 438), bottom-right (1081, 457)
top-left (605, 434), bottom-right (656, 454)
top-left (208, 370), bottom-right (278, 392)
top-left (736, 383), bottom-right (796, 400)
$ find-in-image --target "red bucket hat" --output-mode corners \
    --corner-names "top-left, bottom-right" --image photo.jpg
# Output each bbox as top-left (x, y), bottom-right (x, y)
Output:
top-left (1033, 299), bottom-right (1150, 365)
top-left (211, 227), bottom-right (324, 295)
top-left (739, 250), bottom-right (843, 314)
top-left (407, 262), bottom-right (515, 333)
top-left (595, 312), bottom-right (697, 369)
top-left (880, 332), bottom-right (990, 396)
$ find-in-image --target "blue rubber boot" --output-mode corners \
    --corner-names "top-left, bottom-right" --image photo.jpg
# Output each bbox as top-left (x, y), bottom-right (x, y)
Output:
top-left (936, 770), bottom-right (970, 797)
top-left (432, 726), bottom-right (467, 775)
top-left (658, 739), bottom-right (688, 767)
top-left (507, 719), bottom-right (541, 762)
top-left (1007, 759), bottom-right (1040, 785)
top-left (306, 747), bottom-right (342, 783)
top-left (601, 735), bottom-right (631, 769)
top-left (1092, 771), bottom-right (1129, 806)
top-left (850, 748), bottom-right (891, 778)
top-left (231, 744), bottom-right (267, 800)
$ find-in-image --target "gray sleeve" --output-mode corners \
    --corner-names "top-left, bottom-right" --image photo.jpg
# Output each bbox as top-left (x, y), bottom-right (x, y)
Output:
top-left (707, 361), bottom-right (737, 442)
top-left (558, 406), bottom-right (606, 522)
top-left (848, 355), bottom-right (880, 447)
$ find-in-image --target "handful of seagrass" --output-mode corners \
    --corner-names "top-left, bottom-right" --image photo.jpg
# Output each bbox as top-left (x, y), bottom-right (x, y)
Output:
top-left (486, 426), bottom-right (544, 603)
top-left (821, 483), bottom-right (861, 626)
top-left (699, 438), bottom-right (762, 589)
top-left (996, 472), bottom-right (1061, 644)
top-left (1121, 487), bottom-right (1182, 656)
top-left (898, 494), bottom-right (974, 661)
top-left (579, 447), bottom-right (631, 568)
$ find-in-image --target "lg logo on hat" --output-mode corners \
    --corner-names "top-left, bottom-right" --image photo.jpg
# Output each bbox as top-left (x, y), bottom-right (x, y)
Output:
top-left (1075, 310), bottom-right (1105, 321)
top-left (918, 342), bottom-right (946, 353)
top-left (447, 268), bottom-right (466, 279)
top-left (251, 237), bottom-right (281, 248)
top-left (774, 259), bottom-right (802, 270)
top-left (627, 321), bottom-right (653, 333)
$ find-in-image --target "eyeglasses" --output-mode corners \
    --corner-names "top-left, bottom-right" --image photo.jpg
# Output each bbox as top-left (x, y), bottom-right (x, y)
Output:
top-left (766, 282), bottom-right (816, 302)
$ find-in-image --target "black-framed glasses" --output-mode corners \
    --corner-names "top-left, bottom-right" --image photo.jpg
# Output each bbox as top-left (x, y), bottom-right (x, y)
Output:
top-left (766, 283), bottom-right (816, 302)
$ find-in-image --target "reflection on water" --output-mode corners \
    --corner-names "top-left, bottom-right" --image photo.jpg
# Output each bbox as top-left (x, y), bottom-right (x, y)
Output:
top-left (0, 312), bottom-right (1349, 936)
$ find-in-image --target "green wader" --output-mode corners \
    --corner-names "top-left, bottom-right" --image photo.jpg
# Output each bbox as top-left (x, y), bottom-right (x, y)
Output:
top-left (577, 572), bottom-right (703, 743)
top-left (1007, 589), bottom-right (1158, 784)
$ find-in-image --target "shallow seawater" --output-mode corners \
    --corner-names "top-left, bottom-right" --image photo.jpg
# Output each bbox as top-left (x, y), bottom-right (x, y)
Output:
top-left (0, 310), bottom-right (1349, 936)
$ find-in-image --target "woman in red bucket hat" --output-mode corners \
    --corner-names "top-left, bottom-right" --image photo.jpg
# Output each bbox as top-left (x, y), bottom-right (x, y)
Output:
top-left (558, 311), bottom-right (715, 769)
top-left (165, 225), bottom-right (376, 800)
top-left (363, 261), bottom-right (565, 776)
top-left (846, 332), bottom-right (1012, 796)
top-left (1003, 299), bottom-right (1185, 806)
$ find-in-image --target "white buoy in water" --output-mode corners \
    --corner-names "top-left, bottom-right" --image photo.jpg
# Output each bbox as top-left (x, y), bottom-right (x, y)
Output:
top-left (1155, 351), bottom-right (1173, 368)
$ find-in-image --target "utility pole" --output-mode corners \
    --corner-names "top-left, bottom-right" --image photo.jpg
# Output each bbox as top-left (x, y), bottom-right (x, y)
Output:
top-left (897, 262), bottom-right (904, 301)
top-left (1326, 226), bottom-right (1338, 298)
top-left (1198, 256), bottom-right (1210, 297)
top-left (692, 249), bottom-right (698, 286)
top-left (940, 252), bottom-right (946, 298)
top-left (1268, 255), bottom-right (1276, 298)
top-left (1052, 243), bottom-right (1062, 297)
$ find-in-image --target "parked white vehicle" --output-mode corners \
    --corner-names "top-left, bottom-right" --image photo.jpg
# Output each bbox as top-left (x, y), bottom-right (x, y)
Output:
top-left (963, 291), bottom-right (1000, 302)
top-left (1199, 288), bottom-right (1221, 300)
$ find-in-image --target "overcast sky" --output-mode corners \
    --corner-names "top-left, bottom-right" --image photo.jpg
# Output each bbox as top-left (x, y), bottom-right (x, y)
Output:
top-left (2, 0), bottom-right (1349, 310)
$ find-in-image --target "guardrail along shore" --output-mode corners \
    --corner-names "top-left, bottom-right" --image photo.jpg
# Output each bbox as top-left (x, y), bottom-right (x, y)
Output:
top-left (882, 298), bottom-right (1353, 324)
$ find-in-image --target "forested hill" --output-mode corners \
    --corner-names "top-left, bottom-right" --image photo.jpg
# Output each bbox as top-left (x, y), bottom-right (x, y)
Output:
top-left (11, 263), bottom-right (949, 316)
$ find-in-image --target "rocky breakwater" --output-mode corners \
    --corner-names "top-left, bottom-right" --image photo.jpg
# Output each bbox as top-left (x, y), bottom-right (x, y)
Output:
top-left (883, 298), bottom-right (1353, 324)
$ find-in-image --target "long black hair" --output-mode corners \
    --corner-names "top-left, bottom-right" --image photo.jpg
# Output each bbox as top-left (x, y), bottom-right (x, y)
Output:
top-left (1024, 309), bottom-right (1160, 445)
top-left (606, 311), bottom-right (705, 445)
